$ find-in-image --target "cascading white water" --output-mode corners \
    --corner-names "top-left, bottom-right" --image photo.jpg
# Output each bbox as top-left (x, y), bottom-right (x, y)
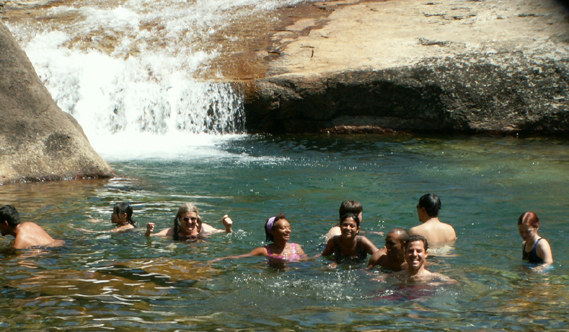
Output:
top-left (5, 0), bottom-right (308, 160)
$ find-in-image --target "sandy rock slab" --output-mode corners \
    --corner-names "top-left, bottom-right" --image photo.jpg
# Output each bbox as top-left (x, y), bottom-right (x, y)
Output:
top-left (243, 0), bottom-right (569, 135)
top-left (0, 23), bottom-right (114, 184)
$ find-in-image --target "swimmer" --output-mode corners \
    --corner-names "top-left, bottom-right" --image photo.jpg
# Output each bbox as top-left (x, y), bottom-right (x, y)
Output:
top-left (110, 202), bottom-right (136, 232)
top-left (518, 212), bottom-right (553, 267)
top-left (145, 203), bottom-right (232, 240)
top-left (321, 213), bottom-right (379, 264)
top-left (409, 194), bottom-right (456, 247)
top-left (392, 235), bottom-right (455, 284)
top-left (324, 200), bottom-right (383, 241)
top-left (0, 205), bottom-right (64, 249)
top-left (212, 214), bottom-right (306, 263)
top-left (78, 202), bottom-right (136, 233)
top-left (367, 228), bottom-right (409, 271)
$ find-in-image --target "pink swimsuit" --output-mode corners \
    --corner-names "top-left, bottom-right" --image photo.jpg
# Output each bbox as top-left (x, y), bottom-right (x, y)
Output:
top-left (265, 243), bottom-right (301, 261)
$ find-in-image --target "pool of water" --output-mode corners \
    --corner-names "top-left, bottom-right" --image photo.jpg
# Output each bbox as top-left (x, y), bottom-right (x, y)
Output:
top-left (1, 134), bottom-right (568, 330)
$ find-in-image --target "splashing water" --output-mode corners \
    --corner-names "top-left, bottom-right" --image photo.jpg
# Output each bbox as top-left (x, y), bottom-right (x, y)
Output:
top-left (5, 0), bottom-right (310, 159)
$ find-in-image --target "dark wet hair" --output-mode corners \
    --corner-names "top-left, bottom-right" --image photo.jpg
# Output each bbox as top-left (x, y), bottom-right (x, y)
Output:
top-left (265, 213), bottom-right (287, 242)
top-left (339, 213), bottom-right (360, 228)
top-left (173, 203), bottom-right (202, 241)
top-left (339, 200), bottom-right (362, 219)
top-left (418, 193), bottom-right (441, 217)
top-left (389, 228), bottom-right (409, 243)
top-left (518, 211), bottom-right (540, 228)
top-left (0, 205), bottom-right (20, 228)
top-left (406, 235), bottom-right (428, 251)
top-left (114, 202), bottom-right (135, 227)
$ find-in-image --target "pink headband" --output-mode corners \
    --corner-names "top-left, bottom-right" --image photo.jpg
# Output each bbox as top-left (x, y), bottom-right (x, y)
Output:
top-left (265, 216), bottom-right (276, 234)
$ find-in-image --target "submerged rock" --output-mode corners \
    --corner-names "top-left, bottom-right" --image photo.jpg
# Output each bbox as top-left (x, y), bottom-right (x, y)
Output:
top-left (0, 23), bottom-right (114, 184)
top-left (243, 0), bottom-right (569, 135)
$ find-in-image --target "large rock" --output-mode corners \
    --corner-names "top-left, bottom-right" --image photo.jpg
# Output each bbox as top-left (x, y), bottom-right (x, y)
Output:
top-left (243, 0), bottom-right (569, 134)
top-left (0, 23), bottom-right (114, 184)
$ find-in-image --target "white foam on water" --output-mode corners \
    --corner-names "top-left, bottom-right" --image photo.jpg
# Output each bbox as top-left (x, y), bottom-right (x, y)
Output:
top-left (6, 0), bottom-right (312, 160)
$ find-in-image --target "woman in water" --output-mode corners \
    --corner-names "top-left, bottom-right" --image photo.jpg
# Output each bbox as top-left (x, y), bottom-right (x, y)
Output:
top-left (111, 202), bottom-right (136, 232)
top-left (518, 211), bottom-right (553, 267)
top-left (321, 213), bottom-right (379, 264)
top-left (212, 213), bottom-right (306, 262)
top-left (145, 202), bottom-right (232, 240)
top-left (80, 202), bottom-right (136, 233)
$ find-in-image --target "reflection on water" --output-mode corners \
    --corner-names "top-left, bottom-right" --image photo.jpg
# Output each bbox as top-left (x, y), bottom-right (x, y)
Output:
top-left (1, 135), bottom-right (569, 330)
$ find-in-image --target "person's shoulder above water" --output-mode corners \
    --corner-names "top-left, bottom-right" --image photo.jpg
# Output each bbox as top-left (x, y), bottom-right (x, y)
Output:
top-left (410, 193), bottom-right (456, 246)
top-left (368, 228), bottom-right (409, 272)
top-left (393, 234), bottom-right (456, 285)
top-left (0, 205), bottom-right (64, 250)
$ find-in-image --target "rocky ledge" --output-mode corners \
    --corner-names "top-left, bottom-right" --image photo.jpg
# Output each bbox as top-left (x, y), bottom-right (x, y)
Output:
top-left (242, 0), bottom-right (569, 135)
top-left (0, 23), bottom-right (114, 184)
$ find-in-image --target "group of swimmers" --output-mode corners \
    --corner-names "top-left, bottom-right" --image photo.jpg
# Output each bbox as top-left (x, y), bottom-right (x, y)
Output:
top-left (0, 193), bottom-right (554, 281)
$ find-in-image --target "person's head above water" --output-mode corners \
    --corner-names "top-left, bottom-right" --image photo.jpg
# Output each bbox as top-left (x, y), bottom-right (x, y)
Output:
top-left (386, 228), bottom-right (409, 253)
top-left (417, 193), bottom-right (441, 218)
top-left (173, 203), bottom-right (203, 240)
top-left (339, 200), bottom-right (362, 221)
top-left (518, 211), bottom-right (540, 228)
top-left (0, 205), bottom-right (20, 229)
top-left (112, 202), bottom-right (135, 226)
top-left (339, 212), bottom-right (360, 228)
top-left (265, 213), bottom-right (288, 242)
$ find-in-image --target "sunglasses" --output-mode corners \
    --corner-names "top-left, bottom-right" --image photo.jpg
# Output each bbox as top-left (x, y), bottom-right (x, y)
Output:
top-left (183, 217), bottom-right (198, 222)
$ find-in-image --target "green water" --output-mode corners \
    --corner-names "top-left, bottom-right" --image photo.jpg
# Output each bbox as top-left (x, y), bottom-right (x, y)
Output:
top-left (1, 134), bottom-right (568, 331)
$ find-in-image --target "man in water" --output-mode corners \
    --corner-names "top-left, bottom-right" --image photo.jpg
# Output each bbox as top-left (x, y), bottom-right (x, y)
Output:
top-left (395, 235), bottom-right (455, 283)
top-left (0, 205), bottom-right (63, 249)
top-left (367, 228), bottom-right (408, 271)
top-left (409, 193), bottom-right (456, 246)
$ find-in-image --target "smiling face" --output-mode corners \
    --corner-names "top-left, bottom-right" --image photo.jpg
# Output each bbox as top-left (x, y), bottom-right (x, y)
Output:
top-left (340, 217), bottom-right (359, 238)
top-left (180, 211), bottom-right (200, 235)
top-left (385, 233), bottom-right (404, 257)
top-left (405, 240), bottom-right (428, 272)
top-left (271, 219), bottom-right (291, 243)
top-left (518, 223), bottom-right (538, 242)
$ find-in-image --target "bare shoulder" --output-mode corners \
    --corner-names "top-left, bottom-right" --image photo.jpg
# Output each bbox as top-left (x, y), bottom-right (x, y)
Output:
top-left (250, 246), bottom-right (269, 256)
top-left (428, 271), bottom-right (457, 284)
top-left (294, 243), bottom-right (306, 254)
top-left (21, 222), bottom-right (49, 232)
top-left (408, 224), bottom-right (424, 235)
top-left (441, 222), bottom-right (457, 235)
top-left (325, 226), bottom-right (341, 241)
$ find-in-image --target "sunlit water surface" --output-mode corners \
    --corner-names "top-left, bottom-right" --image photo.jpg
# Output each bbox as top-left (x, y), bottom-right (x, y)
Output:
top-left (0, 134), bottom-right (568, 331)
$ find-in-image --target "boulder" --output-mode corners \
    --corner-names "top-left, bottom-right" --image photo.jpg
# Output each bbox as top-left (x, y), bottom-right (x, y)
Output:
top-left (243, 0), bottom-right (569, 135)
top-left (0, 23), bottom-right (114, 184)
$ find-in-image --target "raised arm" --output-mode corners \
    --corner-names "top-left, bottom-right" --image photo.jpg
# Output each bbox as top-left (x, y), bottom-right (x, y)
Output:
top-left (144, 223), bottom-right (171, 237)
top-left (202, 215), bottom-right (233, 234)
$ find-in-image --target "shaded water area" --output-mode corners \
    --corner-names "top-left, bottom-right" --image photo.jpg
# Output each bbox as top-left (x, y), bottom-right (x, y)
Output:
top-left (1, 134), bottom-right (569, 330)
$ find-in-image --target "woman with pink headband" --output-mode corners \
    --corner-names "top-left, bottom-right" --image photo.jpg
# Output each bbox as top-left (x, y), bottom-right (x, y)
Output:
top-left (212, 213), bottom-right (306, 263)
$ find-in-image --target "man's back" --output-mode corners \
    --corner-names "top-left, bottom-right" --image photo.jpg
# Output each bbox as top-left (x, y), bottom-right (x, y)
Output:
top-left (13, 222), bottom-right (61, 249)
top-left (409, 220), bottom-right (456, 247)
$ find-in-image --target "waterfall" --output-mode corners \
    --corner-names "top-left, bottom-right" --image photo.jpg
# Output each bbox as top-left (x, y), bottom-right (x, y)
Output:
top-left (5, 0), bottom-right (307, 160)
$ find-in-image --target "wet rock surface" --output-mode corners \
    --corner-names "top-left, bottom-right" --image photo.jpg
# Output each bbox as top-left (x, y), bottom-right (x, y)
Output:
top-left (0, 23), bottom-right (114, 184)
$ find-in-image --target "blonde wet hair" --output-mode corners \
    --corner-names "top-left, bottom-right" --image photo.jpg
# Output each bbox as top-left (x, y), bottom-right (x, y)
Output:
top-left (173, 203), bottom-right (203, 240)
